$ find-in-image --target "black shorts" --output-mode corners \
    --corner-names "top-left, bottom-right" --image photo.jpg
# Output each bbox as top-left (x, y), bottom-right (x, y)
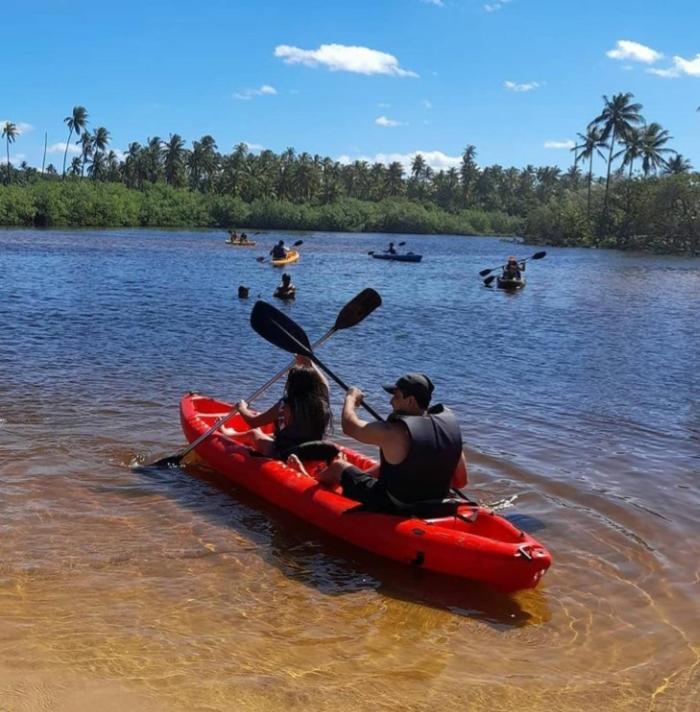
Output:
top-left (341, 466), bottom-right (397, 513)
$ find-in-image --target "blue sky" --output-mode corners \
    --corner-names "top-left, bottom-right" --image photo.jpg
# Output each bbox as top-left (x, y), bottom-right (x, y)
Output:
top-left (3, 0), bottom-right (699, 173)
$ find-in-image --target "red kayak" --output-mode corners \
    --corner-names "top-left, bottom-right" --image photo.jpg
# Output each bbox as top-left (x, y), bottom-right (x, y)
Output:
top-left (180, 394), bottom-right (551, 592)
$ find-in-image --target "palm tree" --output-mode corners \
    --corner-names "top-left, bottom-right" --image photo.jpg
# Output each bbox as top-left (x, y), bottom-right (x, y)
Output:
top-left (90, 127), bottom-right (110, 180)
top-left (613, 126), bottom-right (645, 179)
top-left (78, 132), bottom-right (93, 177)
top-left (663, 154), bottom-right (692, 174)
top-left (574, 126), bottom-right (608, 218)
top-left (590, 92), bottom-right (643, 212)
top-left (386, 162), bottom-right (405, 197)
top-left (2, 121), bottom-right (18, 184)
top-left (639, 123), bottom-right (674, 176)
top-left (62, 106), bottom-right (88, 178)
top-left (162, 133), bottom-right (185, 186)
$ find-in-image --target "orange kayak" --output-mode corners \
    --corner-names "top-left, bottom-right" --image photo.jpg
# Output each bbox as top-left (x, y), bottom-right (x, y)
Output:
top-left (180, 394), bottom-right (551, 591)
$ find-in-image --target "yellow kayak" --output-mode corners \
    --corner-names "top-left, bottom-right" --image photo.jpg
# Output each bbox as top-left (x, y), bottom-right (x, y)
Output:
top-left (271, 249), bottom-right (300, 267)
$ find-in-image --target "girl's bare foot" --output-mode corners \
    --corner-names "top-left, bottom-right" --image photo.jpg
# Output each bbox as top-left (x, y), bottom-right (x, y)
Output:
top-left (286, 453), bottom-right (309, 477)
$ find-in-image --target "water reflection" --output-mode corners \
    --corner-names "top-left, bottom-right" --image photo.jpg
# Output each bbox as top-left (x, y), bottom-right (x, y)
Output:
top-left (129, 457), bottom-right (546, 629)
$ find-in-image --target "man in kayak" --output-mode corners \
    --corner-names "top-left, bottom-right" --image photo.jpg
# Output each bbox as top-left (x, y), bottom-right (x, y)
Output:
top-left (274, 273), bottom-right (296, 300)
top-left (270, 240), bottom-right (288, 259)
top-left (307, 373), bottom-right (468, 512)
top-left (502, 256), bottom-right (524, 280)
top-left (386, 242), bottom-right (397, 254)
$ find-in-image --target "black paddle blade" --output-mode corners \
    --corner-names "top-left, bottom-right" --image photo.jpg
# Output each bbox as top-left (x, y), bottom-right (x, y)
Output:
top-left (293, 239), bottom-right (304, 247)
top-left (250, 301), bottom-right (313, 357)
top-left (256, 256), bottom-right (265, 262)
top-left (398, 241), bottom-right (406, 246)
top-left (532, 251), bottom-right (546, 260)
top-left (367, 250), bottom-right (375, 255)
top-left (483, 275), bottom-right (496, 286)
top-left (478, 267), bottom-right (492, 277)
top-left (334, 288), bottom-right (381, 330)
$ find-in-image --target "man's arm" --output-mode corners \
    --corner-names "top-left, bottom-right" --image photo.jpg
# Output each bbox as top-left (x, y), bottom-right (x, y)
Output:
top-left (341, 387), bottom-right (409, 463)
top-left (451, 452), bottom-right (468, 489)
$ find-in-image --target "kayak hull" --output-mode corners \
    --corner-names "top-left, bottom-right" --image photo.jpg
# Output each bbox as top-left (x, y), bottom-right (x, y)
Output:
top-left (497, 277), bottom-right (526, 290)
top-left (271, 250), bottom-right (300, 267)
top-left (371, 253), bottom-right (423, 263)
top-left (225, 240), bottom-right (257, 247)
top-left (179, 394), bottom-right (551, 591)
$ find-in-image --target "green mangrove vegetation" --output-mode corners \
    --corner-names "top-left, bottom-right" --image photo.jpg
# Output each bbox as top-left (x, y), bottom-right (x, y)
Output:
top-left (1, 92), bottom-right (698, 253)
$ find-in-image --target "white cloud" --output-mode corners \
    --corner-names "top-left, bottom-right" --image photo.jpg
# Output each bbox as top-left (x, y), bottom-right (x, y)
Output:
top-left (1, 153), bottom-right (27, 166)
top-left (234, 84), bottom-right (278, 100)
top-left (421, 0), bottom-right (444, 6)
top-left (337, 149), bottom-right (460, 171)
top-left (274, 43), bottom-right (418, 78)
top-left (504, 80), bottom-right (541, 92)
top-left (484, 0), bottom-right (512, 12)
top-left (674, 53), bottom-right (700, 76)
top-left (375, 116), bottom-right (405, 127)
top-left (647, 53), bottom-right (700, 78)
top-left (544, 140), bottom-right (575, 149)
top-left (48, 142), bottom-right (81, 154)
top-left (244, 142), bottom-right (264, 152)
top-left (0, 120), bottom-right (34, 135)
top-left (606, 40), bottom-right (662, 64)
top-left (422, 99), bottom-right (433, 109)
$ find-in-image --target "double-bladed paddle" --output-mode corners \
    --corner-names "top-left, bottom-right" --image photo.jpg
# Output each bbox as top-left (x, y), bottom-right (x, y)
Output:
top-left (368, 240), bottom-right (406, 256)
top-left (250, 302), bottom-right (474, 502)
top-left (256, 239), bottom-right (304, 263)
top-left (479, 251), bottom-right (546, 278)
top-left (250, 301), bottom-right (384, 421)
top-left (137, 288), bottom-right (381, 470)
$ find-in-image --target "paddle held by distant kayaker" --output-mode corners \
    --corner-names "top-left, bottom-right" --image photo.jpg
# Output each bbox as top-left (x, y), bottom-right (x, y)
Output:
top-left (315, 373), bottom-right (468, 512)
top-left (221, 356), bottom-right (331, 459)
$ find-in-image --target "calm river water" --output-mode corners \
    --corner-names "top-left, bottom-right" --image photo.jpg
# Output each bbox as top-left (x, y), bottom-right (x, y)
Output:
top-left (1, 228), bottom-right (698, 711)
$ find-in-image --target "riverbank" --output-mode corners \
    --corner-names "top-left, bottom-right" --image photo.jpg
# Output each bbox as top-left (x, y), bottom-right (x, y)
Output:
top-left (0, 180), bottom-right (521, 237)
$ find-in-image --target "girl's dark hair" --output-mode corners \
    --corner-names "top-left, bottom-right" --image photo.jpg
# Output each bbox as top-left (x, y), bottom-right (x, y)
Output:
top-left (284, 365), bottom-right (332, 435)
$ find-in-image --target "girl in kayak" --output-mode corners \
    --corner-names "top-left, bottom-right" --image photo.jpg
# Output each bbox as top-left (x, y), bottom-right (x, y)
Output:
top-left (221, 357), bottom-right (331, 460)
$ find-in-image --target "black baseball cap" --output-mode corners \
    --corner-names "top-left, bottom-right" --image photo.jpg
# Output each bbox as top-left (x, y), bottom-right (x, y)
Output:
top-left (383, 373), bottom-right (434, 408)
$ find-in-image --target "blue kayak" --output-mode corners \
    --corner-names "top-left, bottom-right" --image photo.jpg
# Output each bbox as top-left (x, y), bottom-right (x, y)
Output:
top-left (371, 253), bottom-right (423, 263)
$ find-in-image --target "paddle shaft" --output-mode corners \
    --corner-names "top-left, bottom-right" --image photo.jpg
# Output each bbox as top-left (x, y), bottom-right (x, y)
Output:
top-left (165, 327), bottom-right (339, 465)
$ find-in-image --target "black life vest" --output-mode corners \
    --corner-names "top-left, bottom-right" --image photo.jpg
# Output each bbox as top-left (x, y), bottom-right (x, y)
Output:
top-left (378, 405), bottom-right (463, 504)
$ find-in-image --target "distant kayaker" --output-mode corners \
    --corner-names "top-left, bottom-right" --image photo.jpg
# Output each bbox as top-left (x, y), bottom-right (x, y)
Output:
top-left (239, 232), bottom-right (250, 244)
top-left (307, 373), bottom-right (467, 512)
top-left (503, 256), bottom-right (525, 280)
top-left (220, 356), bottom-right (331, 460)
top-left (270, 240), bottom-right (288, 260)
top-left (274, 273), bottom-right (296, 300)
top-left (386, 242), bottom-right (397, 255)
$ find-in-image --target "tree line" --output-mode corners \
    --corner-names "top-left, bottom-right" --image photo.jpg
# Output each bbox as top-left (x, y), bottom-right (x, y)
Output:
top-left (1, 92), bottom-right (698, 254)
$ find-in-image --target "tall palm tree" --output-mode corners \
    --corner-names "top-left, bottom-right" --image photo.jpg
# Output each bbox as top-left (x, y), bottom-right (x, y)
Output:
top-left (574, 126), bottom-right (608, 218)
top-left (2, 121), bottom-right (18, 184)
top-left (590, 92), bottom-right (643, 212)
top-left (639, 123), bottom-right (674, 176)
top-left (62, 106), bottom-right (88, 178)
